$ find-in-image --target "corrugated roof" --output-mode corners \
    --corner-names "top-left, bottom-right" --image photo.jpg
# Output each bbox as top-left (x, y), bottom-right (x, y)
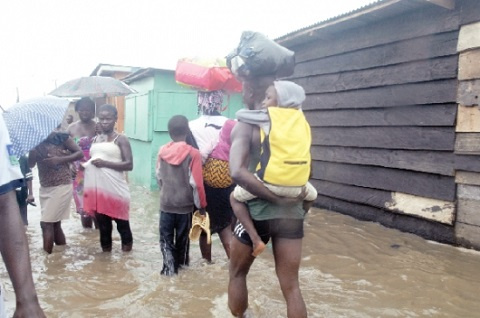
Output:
top-left (122, 67), bottom-right (174, 84)
top-left (276, 0), bottom-right (437, 47)
top-left (89, 63), bottom-right (141, 77)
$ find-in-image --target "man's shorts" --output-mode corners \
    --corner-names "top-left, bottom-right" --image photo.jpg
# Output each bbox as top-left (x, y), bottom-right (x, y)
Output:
top-left (233, 218), bottom-right (304, 246)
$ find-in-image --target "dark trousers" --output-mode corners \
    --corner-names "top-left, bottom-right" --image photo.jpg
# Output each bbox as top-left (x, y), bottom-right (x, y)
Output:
top-left (159, 211), bottom-right (191, 275)
top-left (95, 212), bottom-right (133, 249)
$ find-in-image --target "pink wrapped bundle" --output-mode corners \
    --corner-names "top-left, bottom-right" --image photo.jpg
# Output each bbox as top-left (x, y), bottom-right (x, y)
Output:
top-left (175, 58), bottom-right (242, 92)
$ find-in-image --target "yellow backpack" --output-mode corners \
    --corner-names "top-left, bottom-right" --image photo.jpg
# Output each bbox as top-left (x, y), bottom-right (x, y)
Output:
top-left (256, 108), bottom-right (311, 186)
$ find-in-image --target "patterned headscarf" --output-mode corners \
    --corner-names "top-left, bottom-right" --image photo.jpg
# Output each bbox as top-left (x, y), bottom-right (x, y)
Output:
top-left (197, 90), bottom-right (224, 115)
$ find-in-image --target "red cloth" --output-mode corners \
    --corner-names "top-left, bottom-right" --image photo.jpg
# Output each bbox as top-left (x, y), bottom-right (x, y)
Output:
top-left (175, 59), bottom-right (242, 92)
top-left (156, 141), bottom-right (207, 212)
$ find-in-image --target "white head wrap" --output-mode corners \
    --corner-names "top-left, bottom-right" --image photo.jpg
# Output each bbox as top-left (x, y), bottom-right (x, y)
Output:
top-left (273, 80), bottom-right (305, 109)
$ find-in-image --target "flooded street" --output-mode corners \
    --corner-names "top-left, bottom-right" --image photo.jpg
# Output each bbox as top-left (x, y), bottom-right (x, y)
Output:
top-left (2, 173), bottom-right (480, 317)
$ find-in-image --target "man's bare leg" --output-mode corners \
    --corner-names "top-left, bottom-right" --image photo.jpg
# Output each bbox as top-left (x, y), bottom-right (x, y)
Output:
top-left (228, 237), bottom-right (255, 317)
top-left (303, 200), bottom-right (313, 214)
top-left (272, 237), bottom-right (307, 318)
top-left (218, 223), bottom-right (234, 259)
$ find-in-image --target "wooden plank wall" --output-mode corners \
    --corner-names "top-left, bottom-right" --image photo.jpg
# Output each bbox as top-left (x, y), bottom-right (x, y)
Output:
top-left (284, 2), bottom-right (480, 244)
top-left (453, 8), bottom-right (480, 249)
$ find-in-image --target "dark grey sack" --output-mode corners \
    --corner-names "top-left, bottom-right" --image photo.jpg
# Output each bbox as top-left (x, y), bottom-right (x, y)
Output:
top-left (226, 31), bottom-right (295, 78)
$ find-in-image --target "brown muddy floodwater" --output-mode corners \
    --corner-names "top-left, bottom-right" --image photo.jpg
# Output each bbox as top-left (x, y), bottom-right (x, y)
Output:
top-left (2, 172), bottom-right (480, 317)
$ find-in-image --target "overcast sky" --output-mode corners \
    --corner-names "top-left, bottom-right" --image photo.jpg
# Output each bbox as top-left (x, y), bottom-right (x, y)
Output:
top-left (0, 0), bottom-right (374, 107)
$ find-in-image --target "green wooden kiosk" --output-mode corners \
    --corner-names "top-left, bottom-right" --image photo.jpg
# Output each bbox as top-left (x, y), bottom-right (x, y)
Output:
top-left (123, 68), bottom-right (243, 189)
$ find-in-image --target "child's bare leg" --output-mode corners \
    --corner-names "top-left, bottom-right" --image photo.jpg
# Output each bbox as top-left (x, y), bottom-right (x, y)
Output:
top-left (230, 193), bottom-right (266, 257)
top-left (303, 200), bottom-right (314, 214)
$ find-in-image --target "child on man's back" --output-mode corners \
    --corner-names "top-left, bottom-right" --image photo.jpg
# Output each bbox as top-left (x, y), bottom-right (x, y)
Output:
top-left (230, 80), bottom-right (317, 257)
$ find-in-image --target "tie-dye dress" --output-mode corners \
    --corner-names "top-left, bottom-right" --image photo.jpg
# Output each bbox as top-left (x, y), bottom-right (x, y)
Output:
top-left (83, 136), bottom-right (130, 220)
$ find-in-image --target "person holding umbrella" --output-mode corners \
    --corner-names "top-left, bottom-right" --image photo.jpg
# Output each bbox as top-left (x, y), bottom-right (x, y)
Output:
top-left (0, 116), bottom-right (45, 317)
top-left (67, 97), bottom-right (98, 229)
top-left (50, 77), bottom-right (136, 230)
top-left (28, 130), bottom-right (83, 254)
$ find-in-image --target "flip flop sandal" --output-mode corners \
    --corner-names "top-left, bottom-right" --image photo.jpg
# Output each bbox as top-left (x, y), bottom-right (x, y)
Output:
top-left (189, 212), bottom-right (202, 242)
top-left (189, 210), bottom-right (211, 244)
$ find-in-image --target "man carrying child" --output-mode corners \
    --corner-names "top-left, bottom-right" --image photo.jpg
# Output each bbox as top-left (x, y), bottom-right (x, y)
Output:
top-left (230, 80), bottom-right (317, 257)
top-left (228, 76), bottom-right (309, 318)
